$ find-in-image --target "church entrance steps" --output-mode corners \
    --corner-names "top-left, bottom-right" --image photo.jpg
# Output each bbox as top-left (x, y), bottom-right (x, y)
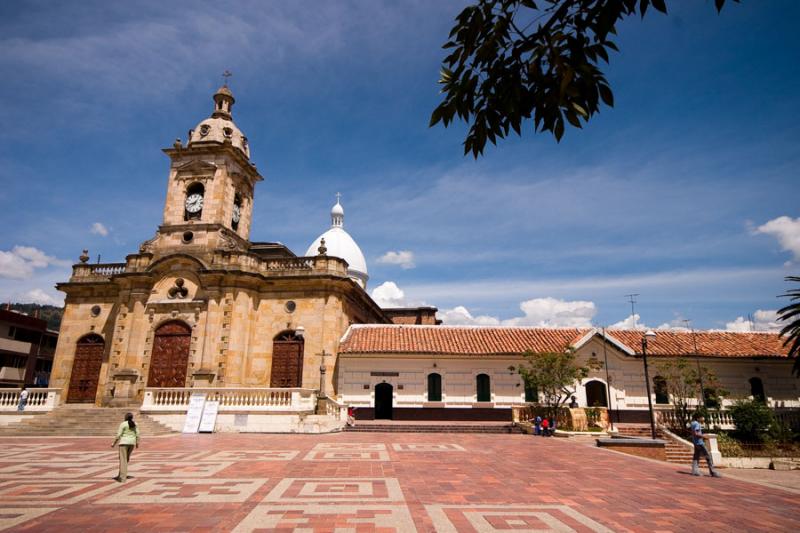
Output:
top-left (345, 420), bottom-right (522, 434)
top-left (614, 423), bottom-right (695, 465)
top-left (0, 407), bottom-right (176, 437)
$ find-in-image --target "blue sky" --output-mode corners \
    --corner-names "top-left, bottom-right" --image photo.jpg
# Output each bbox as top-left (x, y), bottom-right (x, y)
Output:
top-left (0, 1), bottom-right (798, 331)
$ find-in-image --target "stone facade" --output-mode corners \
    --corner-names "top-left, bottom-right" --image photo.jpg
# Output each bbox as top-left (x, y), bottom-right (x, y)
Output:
top-left (49, 87), bottom-right (387, 407)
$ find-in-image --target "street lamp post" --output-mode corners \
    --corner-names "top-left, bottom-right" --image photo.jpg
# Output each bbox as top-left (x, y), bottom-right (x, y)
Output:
top-left (641, 330), bottom-right (657, 440)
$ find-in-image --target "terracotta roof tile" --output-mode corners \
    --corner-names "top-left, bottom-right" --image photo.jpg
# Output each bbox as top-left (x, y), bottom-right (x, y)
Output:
top-left (339, 326), bottom-right (588, 356)
top-left (339, 325), bottom-right (790, 359)
top-left (606, 329), bottom-right (789, 358)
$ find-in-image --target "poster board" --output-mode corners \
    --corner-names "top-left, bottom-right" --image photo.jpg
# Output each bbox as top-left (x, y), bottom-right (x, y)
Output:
top-left (198, 400), bottom-right (219, 433)
top-left (182, 393), bottom-right (207, 433)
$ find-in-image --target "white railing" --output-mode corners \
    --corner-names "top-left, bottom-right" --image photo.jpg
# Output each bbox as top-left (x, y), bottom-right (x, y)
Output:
top-left (322, 397), bottom-right (349, 421)
top-left (0, 388), bottom-right (61, 412)
top-left (656, 407), bottom-right (735, 431)
top-left (141, 387), bottom-right (318, 413)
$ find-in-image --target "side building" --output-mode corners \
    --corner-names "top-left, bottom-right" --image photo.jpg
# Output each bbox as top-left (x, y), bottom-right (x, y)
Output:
top-left (338, 325), bottom-right (799, 422)
top-left (0, 309), bottom-right (57, 388)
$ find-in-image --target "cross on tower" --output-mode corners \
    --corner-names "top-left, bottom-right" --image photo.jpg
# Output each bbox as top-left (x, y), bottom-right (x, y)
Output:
top-left (336, 192), bottom-right (342, 203)
top-left (222, 70), bottom-right (232, 86)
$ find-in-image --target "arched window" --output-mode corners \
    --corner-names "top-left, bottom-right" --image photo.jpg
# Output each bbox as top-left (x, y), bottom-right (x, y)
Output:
top-left (427, 373), bottom-right (442, 402)
top-left (654, 376), bottom-right (669, 405)
top-left (524, 383), bottom-right (538, 403)
top-left (232, 193), bottom-right (243, 231)
top-left (476, 374), bottom-right (491, 402)
top-left (585, 380), bottom-right (608, 407)
top-left (703, 388), bottom-right (721, 409)
top-left (749, 377), bottom-right (766, 403)
top-left (184, 182), bottom-right (205, 221)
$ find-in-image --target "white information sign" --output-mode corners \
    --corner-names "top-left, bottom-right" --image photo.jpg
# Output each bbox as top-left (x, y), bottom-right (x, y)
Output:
top-left (198, 400), bottom-right (219, 433)
top-left (182, 393), bottom-right (207, 433)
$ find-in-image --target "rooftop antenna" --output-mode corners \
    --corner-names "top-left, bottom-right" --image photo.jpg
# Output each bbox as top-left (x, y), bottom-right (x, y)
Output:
top-left (222, 70), bottom-right (232, 87)
top-left (747, 313), bottom-right (755, 332)
top-left (625, 294), bottom-right (639, 329)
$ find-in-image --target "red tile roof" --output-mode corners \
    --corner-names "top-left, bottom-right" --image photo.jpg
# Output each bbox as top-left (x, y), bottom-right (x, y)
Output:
top-left (339, 326), bottom-right (588, 356)
top-left (339, 325), bottom-right (790, 359)
top-left (606, 329), bottom-right (790, 358)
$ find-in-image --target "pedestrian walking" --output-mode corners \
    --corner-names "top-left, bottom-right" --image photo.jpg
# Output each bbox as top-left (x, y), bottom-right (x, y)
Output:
top-left (534, 415), bottom-right (542, 436)
top-left (111, 412), bottom-right (140, 482)
top-left (690, 413), bottom-right (721, 477)
top-left (17, 386), bottom-right (28, 411)
top-left (346, 406), bottom-right (356, 427)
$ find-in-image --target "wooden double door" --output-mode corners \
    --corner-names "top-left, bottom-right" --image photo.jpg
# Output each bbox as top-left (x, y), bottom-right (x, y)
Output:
top-left (67, 334), bottom-right (105, 403)
top-left (270, 332), bottom-right (304, 388)
top-left (147, 321), bottom-right (191, 388)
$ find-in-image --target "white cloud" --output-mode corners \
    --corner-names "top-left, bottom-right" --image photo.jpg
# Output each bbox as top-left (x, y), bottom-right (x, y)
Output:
top-left (376, 250), bottom-right (415, 269)
top-left (438, 306), bottom-right (500, 326)
top-left (370, 281), bottom-right (407, 308)
top-left (20, 288), bottom-right (61, 306)
top-left (503, 297), bottom-right (597, 328)
top-left (0, 246), bottom-right (69, 280)
top-left (725, 309), bottom-right (781, 332)
top-left (90, 222), bottom-right (109, 236)
top-left (755, 216), bottom-right (800, 261)
top-left (610, 314), bottom-right (645, 330)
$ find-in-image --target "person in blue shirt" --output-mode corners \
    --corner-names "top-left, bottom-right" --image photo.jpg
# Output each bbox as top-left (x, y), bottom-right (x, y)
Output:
top-left (690, 413), bottom-right (721, 477)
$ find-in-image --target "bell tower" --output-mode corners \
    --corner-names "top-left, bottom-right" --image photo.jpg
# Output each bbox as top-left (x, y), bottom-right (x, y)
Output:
top-left (142, 85), bottom-right (263, 256)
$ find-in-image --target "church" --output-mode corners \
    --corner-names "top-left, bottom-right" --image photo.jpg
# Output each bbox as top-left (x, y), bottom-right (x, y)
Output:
top-left (45, 86), bottom-right (799, 432)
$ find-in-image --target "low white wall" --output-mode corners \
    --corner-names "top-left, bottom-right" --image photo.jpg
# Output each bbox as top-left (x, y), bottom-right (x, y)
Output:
top-left (148, 412), bottom-right (344, 434)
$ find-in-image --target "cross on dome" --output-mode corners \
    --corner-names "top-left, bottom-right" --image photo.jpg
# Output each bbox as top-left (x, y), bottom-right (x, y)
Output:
top-left (331, 193), bottom-right (344, 228)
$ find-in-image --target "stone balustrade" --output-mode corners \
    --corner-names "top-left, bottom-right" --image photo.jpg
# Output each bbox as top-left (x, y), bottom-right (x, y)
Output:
top-left (141, 387), bottom-right (318, 412)
top-left (321, 397), bottom-right (349, 421)
top-left (70, 262), bottom-right (127, 281)
top-left (71, 253), bottom-right (349, 282)
top-left (0, 388), bottom-right (61, 411)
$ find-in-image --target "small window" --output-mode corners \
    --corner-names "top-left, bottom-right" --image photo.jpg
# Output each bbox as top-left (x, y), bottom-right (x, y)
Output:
top-left (476, 374), bottom-right (491, 402)
top-left (427, 373), bottom-right (442, 402)
top-left (654, 376), bottom-right (669, 405)
top-left (749, 377), bottom-right (766, 403)
top-left (524, 383), bottom-right (538, 403)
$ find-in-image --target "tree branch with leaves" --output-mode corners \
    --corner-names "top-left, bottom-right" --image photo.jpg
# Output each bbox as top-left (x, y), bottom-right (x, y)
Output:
top-left (777, 275), bottom-right (800, 376)
top-left (515, 347), bottom-right (601, 428)
top-left (431, 0), bottom-right (739, 156)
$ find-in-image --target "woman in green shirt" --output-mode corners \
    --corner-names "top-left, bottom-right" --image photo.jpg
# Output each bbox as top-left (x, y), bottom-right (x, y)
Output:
top-left (111, 412), bottom-right (140, 482)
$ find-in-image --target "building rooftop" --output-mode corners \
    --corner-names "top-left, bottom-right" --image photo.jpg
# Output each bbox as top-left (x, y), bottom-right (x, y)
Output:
top-left (339, 325), bottom-right (790, 358)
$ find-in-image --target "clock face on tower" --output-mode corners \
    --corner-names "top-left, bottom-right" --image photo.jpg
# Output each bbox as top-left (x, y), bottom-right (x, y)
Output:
top-left (232, 203), bottom-right (241, 224)
top-left (185, 193), bottom-right (203, 213)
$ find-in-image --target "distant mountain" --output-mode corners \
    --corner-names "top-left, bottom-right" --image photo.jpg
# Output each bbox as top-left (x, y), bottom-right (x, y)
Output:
top-left (7, 303), bottom-right (64, 331)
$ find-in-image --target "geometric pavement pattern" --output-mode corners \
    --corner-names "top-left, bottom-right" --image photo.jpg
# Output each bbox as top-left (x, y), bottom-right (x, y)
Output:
top-left (0, 432), bottom-right (798, 531)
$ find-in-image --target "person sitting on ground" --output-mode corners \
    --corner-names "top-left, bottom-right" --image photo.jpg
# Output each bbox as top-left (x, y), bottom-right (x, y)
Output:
top-left (541, 417), bottom-right (550, 436)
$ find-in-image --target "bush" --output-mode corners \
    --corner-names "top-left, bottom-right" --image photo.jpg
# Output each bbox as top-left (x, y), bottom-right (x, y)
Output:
top-left (716, 432), bottom-right (744, 457)
top-left (729, 399), bottom-right (776, 443)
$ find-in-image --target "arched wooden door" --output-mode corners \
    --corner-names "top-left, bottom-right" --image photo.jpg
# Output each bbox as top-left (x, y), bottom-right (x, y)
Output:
top-left (67, 334), bottom-right (105, 403)
top-left (270, 331), bottom-right (304, 388)
top-left (147, 321), bottom-right (191, 387)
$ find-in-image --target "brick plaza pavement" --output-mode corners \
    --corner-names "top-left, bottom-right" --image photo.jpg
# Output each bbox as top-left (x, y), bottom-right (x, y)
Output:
top-left (0, 432), bottom-right (798, 532)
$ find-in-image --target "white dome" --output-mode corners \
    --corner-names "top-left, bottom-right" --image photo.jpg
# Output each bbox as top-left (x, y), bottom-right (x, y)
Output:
top-left (305, 197), bottom-right (369, 288)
